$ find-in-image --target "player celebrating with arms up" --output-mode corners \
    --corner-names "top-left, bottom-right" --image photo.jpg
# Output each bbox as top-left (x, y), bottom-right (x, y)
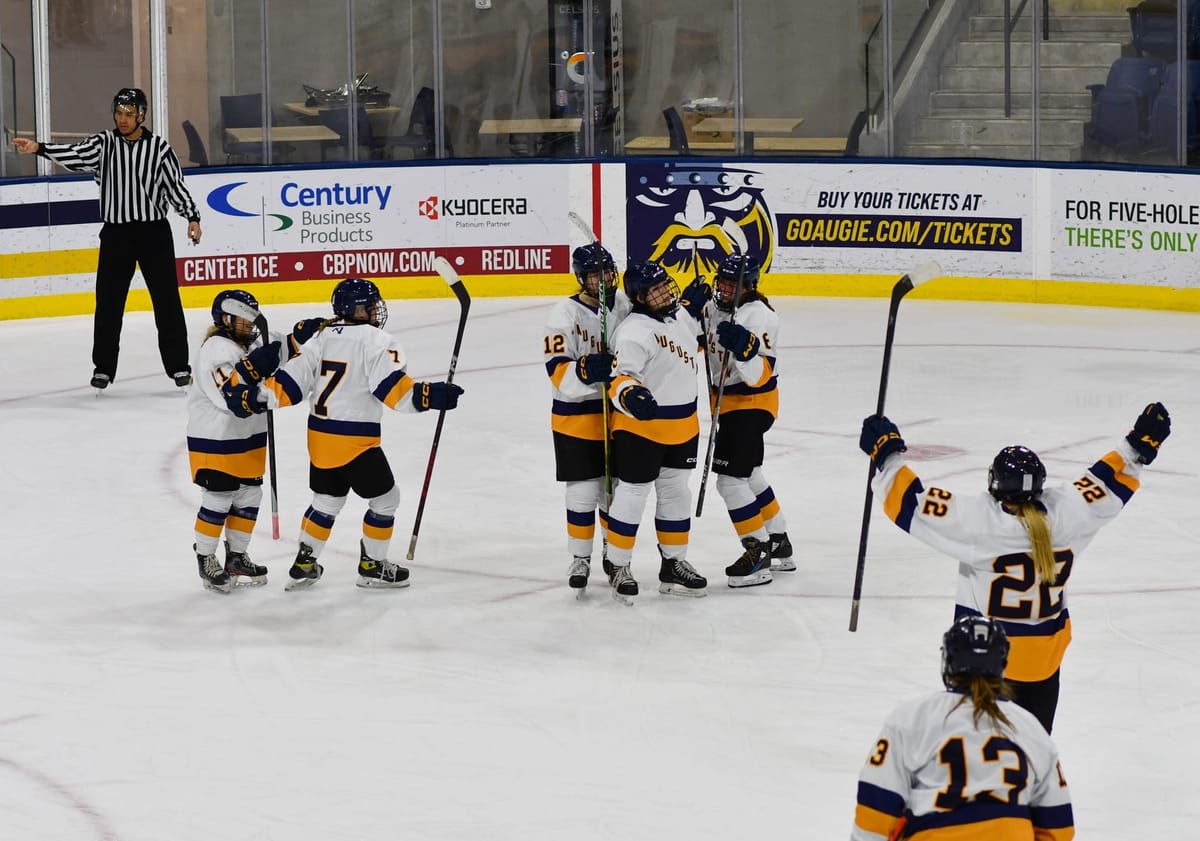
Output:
top-left (859, 402), bottom-right (1170, 732)
top-left (543, 245), bottom-right (630, 592)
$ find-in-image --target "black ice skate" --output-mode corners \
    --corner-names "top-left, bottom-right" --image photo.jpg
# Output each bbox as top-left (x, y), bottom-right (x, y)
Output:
top-left (568, 556), bottom-right (591, 591)
top-left (726, 537), bottom-right (773, 588)
top-left (197, 550), bottom-right (232, 594)
top-left (90, 372), bottom-right (111, 391)
top-left (607, 562), bottom-right (638, 606)
top-left (172, 370), bottom-right (193, 388)
top-left (769, 532), bottom-right (795, 572)
top-left (356, 540), bottom-right (409, 589)
top-left (285, 543), bottom-right (324, 591)
top-left (224, 541), bottom-right (267, 587)
top-left (658, 554), bottom-right (708, 597)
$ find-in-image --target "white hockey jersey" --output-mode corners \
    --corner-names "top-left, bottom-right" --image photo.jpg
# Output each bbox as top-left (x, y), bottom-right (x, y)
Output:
top-left (702, 296), bottom-right (779, 418)
top-left (852, 690), bottom-right (1074, 841)
top-left (186, 329), bottom-right (270, 481)
top-left (543, 291), bottom-right (631, 441)
top-left (260, 322), bottom-right (420, 469)
top-left (872, 441), bottom-right (1143, 682)
top-left (608, 306), bottom-right (701, 445)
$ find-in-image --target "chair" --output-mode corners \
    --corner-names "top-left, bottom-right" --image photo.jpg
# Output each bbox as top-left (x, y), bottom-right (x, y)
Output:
top-left (1084, 57), bottom-right (1166, 150)
top-left (390, 87), bottom-right (440, 159)
top-left (181, 120), bottom-right (208, 167)
top-left (1149, 60), bottom-right (1200, 152)
top-left (219, 93), bottom-right (264, 163)
top-left (844, 109), bottom-right (869, 157)
top-left (317, 106), bottom-right (390, 160)
top-left (663, 106), bottom-right (691, 153)
top-left (1128, 0), bottom-right (1200, 59)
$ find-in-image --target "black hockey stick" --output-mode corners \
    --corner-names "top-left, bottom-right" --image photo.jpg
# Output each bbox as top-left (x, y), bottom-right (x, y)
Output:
top-left (251, 313), bottom-right (281, 540)
top-left (567, 210), bottom-right (613, 502)
top-left (693, 243), bottom-right (715, 418)
top-left (695, 256), bottom-right (748, 518)
top-left (406, 256), bottom-right (471, 561)
top-left (849, 261), bottom-right (941, 632)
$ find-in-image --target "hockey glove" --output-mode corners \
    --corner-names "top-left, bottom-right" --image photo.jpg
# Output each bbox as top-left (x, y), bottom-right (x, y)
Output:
top-left (577, 352), bottom-right (615, 385)
top-left (413, 381), bottom-right (464, 412)
top-left (221, 380), bottom-right (266, 418)
top-left (288, 317), bottom-right (327, 358)
top-left (619, 384), bottom-right (658, 420)
top-left (860, 414), bottom-right (906, 470)
top-left (1126, 401), bottom-right (1170, 464)
top-left (235, 340), bottom-right (282, 384)
top-left (715, 320), bottom-right (759, 361)
top-left (678, 277), bottom-right (712, 320)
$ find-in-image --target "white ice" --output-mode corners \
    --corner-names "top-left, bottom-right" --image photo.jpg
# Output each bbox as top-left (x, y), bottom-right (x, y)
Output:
top-left (1, 293), bottom-right (1197, 840)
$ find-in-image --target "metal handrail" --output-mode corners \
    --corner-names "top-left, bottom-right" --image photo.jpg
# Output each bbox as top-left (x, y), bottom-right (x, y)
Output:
top-left (1004, 0), bottom-right (1051, 117)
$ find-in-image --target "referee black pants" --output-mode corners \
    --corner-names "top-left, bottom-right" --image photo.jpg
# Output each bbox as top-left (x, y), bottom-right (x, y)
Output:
top-left (93, 219), bottom-right (189, 380)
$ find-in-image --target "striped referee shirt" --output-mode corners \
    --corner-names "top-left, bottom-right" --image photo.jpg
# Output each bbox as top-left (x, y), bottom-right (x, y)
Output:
top-left (38, 128), bottom-right (200, 225)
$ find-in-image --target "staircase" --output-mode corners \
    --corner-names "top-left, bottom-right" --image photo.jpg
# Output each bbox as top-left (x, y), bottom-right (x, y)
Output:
top-left (904, 0), bottom-right (1132, 160)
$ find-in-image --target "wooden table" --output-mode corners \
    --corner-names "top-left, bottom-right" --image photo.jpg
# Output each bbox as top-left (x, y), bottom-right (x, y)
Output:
top-left (692, 116), bottom-right (805, 135)
top-left (477, 117), bottom-right (582, 134)
top-left (283, 102), bottom-right (402, 119)
top-left (225, 125), bottom-right (340, 144)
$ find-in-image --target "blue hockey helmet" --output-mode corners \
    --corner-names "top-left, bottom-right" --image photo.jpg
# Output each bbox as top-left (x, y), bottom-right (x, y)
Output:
top-left (623, 260), bottom-right (678, 316)
top-left (332, 277), bottom-right (388, 328)
top-left (988, 445), bottom-right (1046, 503)
top-left (714, 253), bottom-right (761, 311)
top-left (571, 244), bottom-right (618, 307)
top-left (941, 615), bottom-right (1010, 688)
top-left (211, 289), bottom-right (260, 344)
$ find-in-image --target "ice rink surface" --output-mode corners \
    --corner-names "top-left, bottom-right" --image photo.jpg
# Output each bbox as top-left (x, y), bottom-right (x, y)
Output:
top-left (1, 292), bottom-right (1197, 840)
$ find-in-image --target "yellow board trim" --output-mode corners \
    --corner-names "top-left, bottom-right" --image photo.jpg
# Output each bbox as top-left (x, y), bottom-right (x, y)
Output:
top-left (6, 270), bottom-right (1200, 320)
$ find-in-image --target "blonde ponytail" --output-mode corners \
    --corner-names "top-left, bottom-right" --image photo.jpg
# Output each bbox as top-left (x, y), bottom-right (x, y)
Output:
top-left (949, 675), bottom-right (1014, 730)
top-left (1014, 500), bottom-right (1056, 583)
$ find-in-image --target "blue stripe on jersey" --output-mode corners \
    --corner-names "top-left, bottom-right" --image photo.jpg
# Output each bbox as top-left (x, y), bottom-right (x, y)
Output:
top-left (275, 369), bottom-right (305, 406)
top-left (855, 782), bottom-right (905, 817)
top-left (1089, 458), bottom-right (1134, 504)
top-left (364, 509), bottom-right (394, 528)
top-left (1031, 803), bottom-right (1074, 828)
top-left (553, 398), bottom-right (604, 415)
top-left (724, 373), bottom-right (779, 396)
top-left (187, 433), bottom-right (268, 454)
top-left (654, 400), bottom-right (698, 420)
top-left (304, 506), bottom-right (336, 529)
top-left (654, 517), bottom-right (689, 533)
top-left (607, 517), bottom-right (639, 538)
top-left (546, 356), bottom-right (571, 377)
top-left (307, 416), bottom-right (382, 438)
top-left (566, 509), bottom-right (596, 527)
top-left (894, 477), bottom-right (923, 532)
top-left (373, 369), bottom-right (405, 402)
top-left (906, 801), bottom-right (1031, 833)
top-left (197, 507), bottom-right (228, 526)
top-left (956, 603), bottom-right (1072, 637)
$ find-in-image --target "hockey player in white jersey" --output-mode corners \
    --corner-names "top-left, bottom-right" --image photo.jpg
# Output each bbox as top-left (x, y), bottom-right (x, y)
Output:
top-left (851, 615), bottom-right (1074, 841)
top-left (604, 261), bottom-right (707, 602)
top-left (859, 402), bottom-right (1170, 732)
top-left (543, 245), bottom-right (631, 591)
top-left (680, 253), bottom-right (793, 588)
top-left (224, 277), bottom-right (463, 590)
top-left (187, 289), bottom-right (283, 593)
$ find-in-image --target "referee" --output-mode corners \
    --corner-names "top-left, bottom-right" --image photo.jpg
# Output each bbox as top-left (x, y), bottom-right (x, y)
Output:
top-left (13, 87), bottom-right (202, 390)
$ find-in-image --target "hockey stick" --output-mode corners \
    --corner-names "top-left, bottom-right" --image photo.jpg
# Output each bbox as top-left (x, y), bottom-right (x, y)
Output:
top-left (251, 313), bottom-right (281, 540)
top-left (567, 210), bottom-right (613, 502)
top-left (406, 256), bottom-right (471, 561)
top-left (695, 257), bottom-right (748, 518)
top-left (693, 243), bottom-right (714, 417)
top-left (848, 260), bottom-right (941, 632)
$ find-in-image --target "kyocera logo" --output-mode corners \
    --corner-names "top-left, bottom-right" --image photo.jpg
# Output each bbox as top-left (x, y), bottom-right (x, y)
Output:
top-left (207, 182), bottom-right (292, 230)
top-left (418, 195), bottom-right (527, 220)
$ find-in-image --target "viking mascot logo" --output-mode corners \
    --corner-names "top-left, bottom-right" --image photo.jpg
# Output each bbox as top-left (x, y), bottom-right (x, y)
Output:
top-left (626, 163), bottom-right (774, 285)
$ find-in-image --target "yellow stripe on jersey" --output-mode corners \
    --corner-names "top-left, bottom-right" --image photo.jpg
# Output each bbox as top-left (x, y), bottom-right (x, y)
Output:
top-left (187, 441), bottom-right (267, 482)
top-left (908, 816), bottom-right (1038, 840)
top-left (548, 357), bottom-right (573, 389)
top-left (1098, 451), bottom-right (1139, 495)
top-left (1005, 617), bottom-right (1073, 683)
top-left (883, 466), bottom-right (921, 524)
top-left (854, 804), bottom-right (901, 838)
top-left (551, 411), bottom-right (605, 441)
top-left (1035, 825), bottom-right (1075, 841)
top-left (720, 388), bottom-right (779, 417)
top-left (379, 371), bottom-right (417, 410)
top-left (610, 410), bottom-right (698, 445)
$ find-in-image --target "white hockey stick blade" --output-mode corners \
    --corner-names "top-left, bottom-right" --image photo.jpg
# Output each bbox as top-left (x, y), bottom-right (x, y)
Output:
top-left (432, 256), bottom-right (461, 287)
top-left (906, 260), bottom-right (942, 288)
top-left (567, 210), bottom-right (598, 243)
